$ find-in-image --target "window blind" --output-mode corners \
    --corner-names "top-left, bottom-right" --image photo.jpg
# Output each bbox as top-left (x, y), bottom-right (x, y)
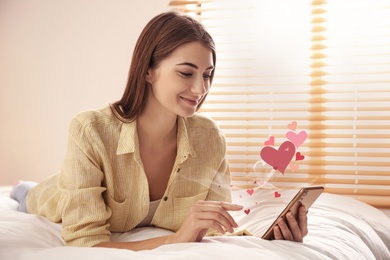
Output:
top-left (169, 0), bottom-right (390, 208)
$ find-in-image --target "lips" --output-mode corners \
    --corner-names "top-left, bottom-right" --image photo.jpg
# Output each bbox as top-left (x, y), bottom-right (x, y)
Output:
top-left (180, 96), bottom-right (200, 106)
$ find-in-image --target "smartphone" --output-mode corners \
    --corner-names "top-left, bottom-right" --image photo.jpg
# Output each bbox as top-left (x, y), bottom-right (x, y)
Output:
top-left (261, 186), bottom-right (324, 240)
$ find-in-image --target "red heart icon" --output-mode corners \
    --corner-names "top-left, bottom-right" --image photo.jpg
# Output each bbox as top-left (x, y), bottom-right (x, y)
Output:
top-left (295, 152), bottom-right (305, 161)
top-left (274, 191), bottom-right (281, 198)
top-left (260, 141), bottom-right (296, 174)
top-left (247, 189), bottom-right (254, 196)
top-left (244, 209), bottom-right (251, 215)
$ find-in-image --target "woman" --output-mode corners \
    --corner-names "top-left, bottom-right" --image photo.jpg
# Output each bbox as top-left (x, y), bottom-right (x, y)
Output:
top-left (11, 10), bottom-right (308, 250)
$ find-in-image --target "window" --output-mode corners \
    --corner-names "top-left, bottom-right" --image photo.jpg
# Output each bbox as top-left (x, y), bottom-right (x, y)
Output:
top-left (170, 0), bottom-right (390, 208)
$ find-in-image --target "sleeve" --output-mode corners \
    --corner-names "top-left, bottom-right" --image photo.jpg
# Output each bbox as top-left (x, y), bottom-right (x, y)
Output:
top-left (205, 156), bottom-right (232, 203)
top-left (204, 128), bottom-right (232, 203)
top-left (205, 156), bottom-right (253, 237)
top-left (58, 117), bottom-right (111, 247)
top-left (204, 130), bottom-right (239, 237)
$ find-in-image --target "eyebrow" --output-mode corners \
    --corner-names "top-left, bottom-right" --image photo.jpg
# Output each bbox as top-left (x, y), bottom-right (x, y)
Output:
top-left (176, 62), bottom-right (214, 71)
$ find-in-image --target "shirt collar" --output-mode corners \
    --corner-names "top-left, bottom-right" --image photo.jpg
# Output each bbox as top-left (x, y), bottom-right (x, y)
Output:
top-left (177, 117), bottom-right (197, 161)
top-left (116, 120), bottom-right (137, 155)
top-left (116, 117), bottom-right (197, 159)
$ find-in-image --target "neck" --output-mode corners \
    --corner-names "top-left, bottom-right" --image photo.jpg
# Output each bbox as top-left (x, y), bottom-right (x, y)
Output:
top-left (137, 112), bottom-right (178, 149)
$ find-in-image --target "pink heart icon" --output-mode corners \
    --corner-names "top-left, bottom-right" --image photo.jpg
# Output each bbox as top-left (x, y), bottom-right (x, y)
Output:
top-left (274, 191), bottom-right (281, 198)
top-left (288, 121), bottom-right (297, 131)
top-left (286, 130), bottom-right (307, 148)
top-left (255, 180), bottom-right (265, 186)
top-left (260, 141), bottom-right (296, 174)
top-left (290, 163), bottom-right (299, 171)
top-left (264, 136), bottom-right (275, 146)
top-left (247, 189), bottom-right (254, 196)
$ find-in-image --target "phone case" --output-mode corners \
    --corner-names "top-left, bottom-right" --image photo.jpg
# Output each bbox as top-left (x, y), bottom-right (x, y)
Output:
top-left (261, 186), bottom-right (324, 240)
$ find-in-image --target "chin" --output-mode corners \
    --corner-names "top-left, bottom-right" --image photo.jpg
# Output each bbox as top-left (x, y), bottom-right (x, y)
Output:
top-left (178, 109), bottom-right (197, 118)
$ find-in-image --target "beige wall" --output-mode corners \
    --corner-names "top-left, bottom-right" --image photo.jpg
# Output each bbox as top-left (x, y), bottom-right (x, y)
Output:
top-left (0, 0), bottom-right (170, 185)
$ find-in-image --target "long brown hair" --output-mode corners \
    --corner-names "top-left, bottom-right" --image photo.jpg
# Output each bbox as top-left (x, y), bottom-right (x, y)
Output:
top-left (110, 10), bottom-right (216, 122)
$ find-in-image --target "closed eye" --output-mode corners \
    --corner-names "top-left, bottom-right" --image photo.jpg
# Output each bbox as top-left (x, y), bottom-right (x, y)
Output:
top-left (179, 72), bottom-right (192, 77)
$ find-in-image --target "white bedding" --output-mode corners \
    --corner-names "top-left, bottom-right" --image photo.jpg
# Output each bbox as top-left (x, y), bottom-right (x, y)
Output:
top-left (1, 188), bottom-right (389, 260)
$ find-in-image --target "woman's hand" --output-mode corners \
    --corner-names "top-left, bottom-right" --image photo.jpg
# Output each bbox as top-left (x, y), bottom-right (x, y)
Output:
top-left (273, 205), bottom-right (308, 242)
top-left (170, 200), bottom-right (243, 243)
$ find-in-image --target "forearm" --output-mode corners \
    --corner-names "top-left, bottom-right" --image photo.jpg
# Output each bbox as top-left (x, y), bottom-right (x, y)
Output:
top-left (93, 234), bottom-right (176, 251)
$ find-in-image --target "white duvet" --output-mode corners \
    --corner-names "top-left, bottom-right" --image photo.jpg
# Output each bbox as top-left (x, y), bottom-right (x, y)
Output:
top-left (1, 188), bottom-right (389, 260)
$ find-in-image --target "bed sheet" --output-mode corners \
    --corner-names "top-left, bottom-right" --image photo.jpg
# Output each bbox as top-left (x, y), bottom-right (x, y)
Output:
top-left (1, 188), bottom-right (389, 260)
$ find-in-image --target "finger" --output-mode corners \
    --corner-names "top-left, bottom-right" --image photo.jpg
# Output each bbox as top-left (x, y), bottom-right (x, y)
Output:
top-left (221, 202), bottom-right (244, 211)
top-left (197, 201), bottom-right (244, 211)
top-left (195, 229), bottom-right (209, 242)
top-left (276, 217), bottom-right (294, 241)
top-left (190, 203), bottom-right (236, 232)
top-left (298, 206), bottom-right (308, 237)
top-left (187, 213), bottom-right (228, 235)
top-left (196, 211), bottom-right (236, 233)
top-left (203, 219), bottom-right (226, 234)
top-left (194, 202), bottom-right (240, 229)
top-left (286, 211), bottom-right (303, 242)
top-left (273, 225), bottom-right (283, 240)
top-left (175, 218), bottom-right (225, 243)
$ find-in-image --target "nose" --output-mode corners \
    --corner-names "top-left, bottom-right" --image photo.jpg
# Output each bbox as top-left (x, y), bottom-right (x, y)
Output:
top-left (191, 75), bottom-right (209, 95)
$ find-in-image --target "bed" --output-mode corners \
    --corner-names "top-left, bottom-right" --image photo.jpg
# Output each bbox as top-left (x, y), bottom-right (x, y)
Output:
top-left (1, 187), bottom-right (389, 260)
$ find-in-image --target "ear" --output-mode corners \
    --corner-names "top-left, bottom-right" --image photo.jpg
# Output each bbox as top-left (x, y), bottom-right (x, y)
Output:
top-left (145, 68), bottom-right (154, 84)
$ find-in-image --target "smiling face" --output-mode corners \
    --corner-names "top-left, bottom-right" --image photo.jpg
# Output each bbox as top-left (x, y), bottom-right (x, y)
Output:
top-left (145, 41), bottom-right (214, 118)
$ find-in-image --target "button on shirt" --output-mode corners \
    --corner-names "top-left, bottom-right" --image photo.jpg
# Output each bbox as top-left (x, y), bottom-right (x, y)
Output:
top-left (26, 106), bottom-right (231, 247)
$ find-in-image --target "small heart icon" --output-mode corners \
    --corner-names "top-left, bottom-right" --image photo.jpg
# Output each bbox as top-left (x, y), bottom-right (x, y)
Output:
top-left (290, 164), bottom-right (299, 171)
top-left (244, 209), bottom-right (251, 215)
top-left (274, 191), bottom-right (281, 198)
top-left (288, 121), bottom-right (297, 131)
top-left (247, 189), bottom-right (254, 196)
top-left (264, 136), bottom-right (275, 146)
top-left (286, 131), bottom-right (307, 148)
top-left (256, 180), bottom-right (265, 186)
top-left (295, 152), bottom-right (305, 161)
top-left (260, 141), bottom-right (296, 174)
